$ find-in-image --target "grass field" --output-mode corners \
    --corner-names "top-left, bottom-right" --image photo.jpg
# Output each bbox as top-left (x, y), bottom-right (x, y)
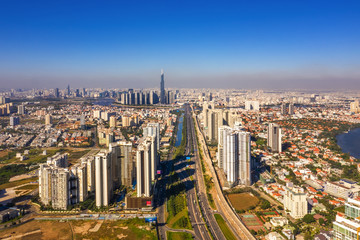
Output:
top-left (214, 214), bottom-right (237, 240)
top-left (167, 231), bottom-right (193, 240)
top-left (15, 184), bottom-right (38, 190)
top-left (227, 193), bottom-right (259, 211)
top-left (0, 218), bottom-right (157, 240)
top-left (0, 176), bottom-right (37, 190)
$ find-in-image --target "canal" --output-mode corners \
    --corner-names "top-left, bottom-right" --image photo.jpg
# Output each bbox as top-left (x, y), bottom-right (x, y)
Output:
top-left (175, 115), bottom-right (184, 147)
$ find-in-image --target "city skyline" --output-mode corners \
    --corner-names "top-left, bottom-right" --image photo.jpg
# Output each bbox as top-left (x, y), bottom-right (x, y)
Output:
top-left (0, 1), bottom-right (359, 89)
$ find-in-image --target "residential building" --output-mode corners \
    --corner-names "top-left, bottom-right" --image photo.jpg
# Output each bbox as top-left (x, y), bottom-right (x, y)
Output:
top-left (136, 141), bottom-right (151, 197)
top-left (95, 150), bottom-right (113, 207)
top-left (333, 198), bottom-right (360, 240)
top-left (267, 123), bottom-right (282, 152)
top-left (284, 183), bottom-right (308, 219)
top-left (9, 116), bottom-right (20, 126)
top-left (45, 114), bottom-right (52, 125)
top-left (218, 126), bottom-right (251, 186)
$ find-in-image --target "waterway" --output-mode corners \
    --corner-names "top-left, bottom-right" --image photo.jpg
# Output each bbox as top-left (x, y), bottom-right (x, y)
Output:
top-left (336, 128), bottom-right (360, 159)
top-left (175, 115), bottom-right (184, 147)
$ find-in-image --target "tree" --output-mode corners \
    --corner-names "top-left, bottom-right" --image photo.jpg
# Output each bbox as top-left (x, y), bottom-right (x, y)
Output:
top-left (319, 218), bottom-right (325, 225)
top-left (303, 214), bottom-right (315, 224)
top-left (260, 200), bottom-right (271, 210)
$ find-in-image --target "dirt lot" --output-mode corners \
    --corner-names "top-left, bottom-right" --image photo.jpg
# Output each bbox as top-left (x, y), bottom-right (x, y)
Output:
top-left (228, 192), bottom-right (260, 211)
top-left (0, 219), bottom-right (157, 240)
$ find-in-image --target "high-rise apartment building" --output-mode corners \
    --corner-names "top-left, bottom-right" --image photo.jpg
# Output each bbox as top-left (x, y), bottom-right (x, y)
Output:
top-left (109, 116), bottom-right (116, 128)
top-left (93, 110), bottom-right (102, 119)
top-left (218, 126), bottom-right (251, 186)
top-left (267, 123), bottom-right (282, 152)
top-left (45, 114), bottom-right (52, 125)
top-left (160, 69), bottom-right (166, 104)
top-left (55, 88), bottom-right (60, 98)
top-left (143, 122), bottom-right (160, 150)
top-left (118, 141), bottom-right (133, 187)
top-left (9, 116), bottom-right (20, 126)
top-left (95, 150), bottom-right (113, 207)
top-left (245, 100), bottom-right (260, 111)
top-left (46, 152), bottom-right (68, 168)
top-left (136, 141), bottom-right (152, 197)
top-left (71, 163), bottom-right (88, 202)
top-left (143, 124), bottom-right (160, 180)
top-left (284, 183), bottom-right (308, 219)
top-left (281, 103), bottom-right (287, 115)
top-left (39, 153), bottom-right (85, 210)
top-left (289, 103), bottom-right (295, 115)
top-left (80, 115), bottom-right (86, 130)
top-left (333, 197), bottom-right (360, 239)
top-left (81, 156), bottom-right (95, 192)
top-left (350, 100), bottom-right (360, 113)
top-left (17, 105), bottom-right (25, 115)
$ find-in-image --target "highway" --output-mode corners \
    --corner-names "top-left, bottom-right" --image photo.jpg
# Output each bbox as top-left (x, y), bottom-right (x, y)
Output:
top-left (156, 105), bottom-right (223, 240)
top-left (183, 105), bottom-right (227, 240)
top-left (191, 106), bottom-right (256, 240)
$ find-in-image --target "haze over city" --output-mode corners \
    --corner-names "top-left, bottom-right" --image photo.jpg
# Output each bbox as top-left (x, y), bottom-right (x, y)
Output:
top-left (1, 0), bottom-right (360, 89)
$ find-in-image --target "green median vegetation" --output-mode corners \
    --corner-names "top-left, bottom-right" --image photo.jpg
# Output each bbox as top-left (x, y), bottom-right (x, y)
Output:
top-left (214, 214), bottom-right (237, 240)
top-left (167, 231), bottom-right (193, 240)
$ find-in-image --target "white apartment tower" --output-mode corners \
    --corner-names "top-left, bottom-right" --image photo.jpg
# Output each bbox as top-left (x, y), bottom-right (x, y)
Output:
top-left (218, 126), bottom-right (251, 186)
top-left (39, 164), bottom-right (71, 210)
top-left (81, 156), bottom-right (95, 192)
top-left (143, 123), bottom-right (160, 180)
top-left (136, 141), bottom-right (152, 197)
top-left (95, 150), bottom-right (113, 207)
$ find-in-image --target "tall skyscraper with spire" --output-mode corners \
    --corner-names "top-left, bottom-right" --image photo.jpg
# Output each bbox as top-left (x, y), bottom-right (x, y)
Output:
top-left (160, 69), bottom-right (165, 104)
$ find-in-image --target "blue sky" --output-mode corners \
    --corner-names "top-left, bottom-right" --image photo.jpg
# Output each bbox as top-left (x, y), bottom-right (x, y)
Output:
top-left (0, 0), bottom-right (359, 89)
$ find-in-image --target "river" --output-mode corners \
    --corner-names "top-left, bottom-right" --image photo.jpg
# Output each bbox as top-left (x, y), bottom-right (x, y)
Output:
top-left (337, 128), bottom-right (360, 159)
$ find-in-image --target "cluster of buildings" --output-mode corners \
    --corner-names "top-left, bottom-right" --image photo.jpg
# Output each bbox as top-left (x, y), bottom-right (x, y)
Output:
top-left (38, 121), bottom-right (162, 210)
top-left (39, 141), bottom-right (133, 209)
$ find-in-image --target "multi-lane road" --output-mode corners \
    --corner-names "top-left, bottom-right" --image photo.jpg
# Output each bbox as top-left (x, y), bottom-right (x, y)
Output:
top-left (192, 106), bottom-right (256, 240)
top-left (156, 104), bottom-right (254, 240)
top-left (183, 105), bottom-right (227, 240)
top-left (156, 105), bottom-right (213, 240)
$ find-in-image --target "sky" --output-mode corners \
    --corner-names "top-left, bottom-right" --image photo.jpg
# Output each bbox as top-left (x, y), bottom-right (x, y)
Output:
top-left (0, 0), bottom-right (360, 90)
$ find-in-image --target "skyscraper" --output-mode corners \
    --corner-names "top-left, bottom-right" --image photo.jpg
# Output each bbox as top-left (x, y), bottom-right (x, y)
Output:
top-left (160, 69), bottom-right (166, 104)
top-left (267, 123), bottom-right (282, 152)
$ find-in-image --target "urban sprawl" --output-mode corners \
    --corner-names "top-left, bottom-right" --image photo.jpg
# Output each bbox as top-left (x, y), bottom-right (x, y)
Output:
top-left (1, 73), bottom-right (360, 239)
